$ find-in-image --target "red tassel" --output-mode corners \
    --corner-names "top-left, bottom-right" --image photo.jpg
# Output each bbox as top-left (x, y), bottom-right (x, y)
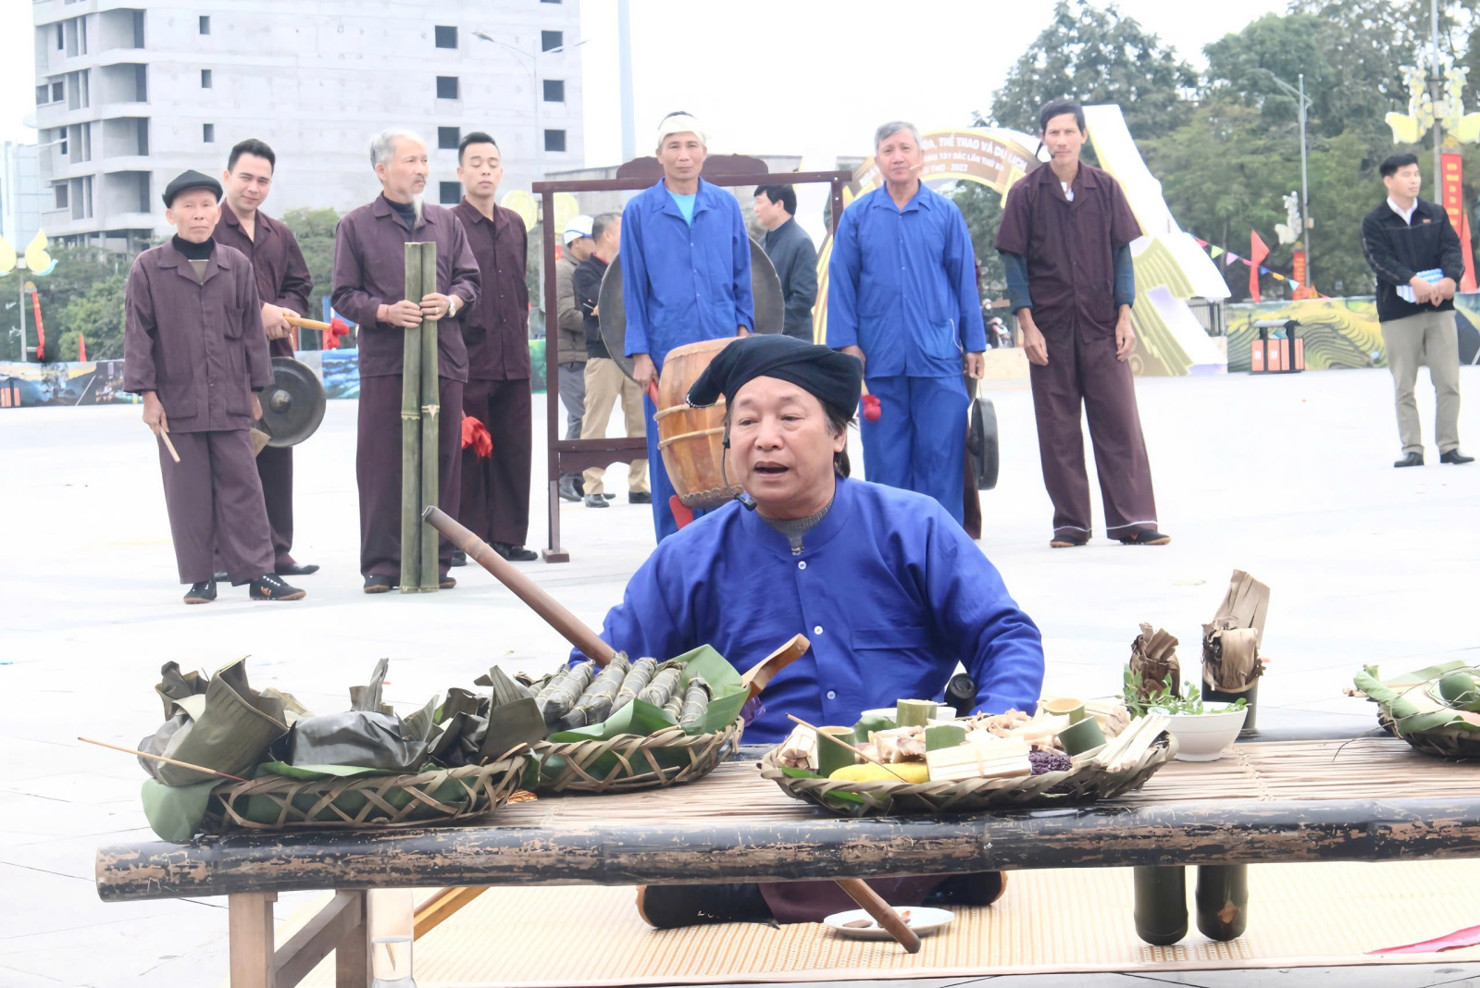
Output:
top-left (861, 393), bottom-right (882, 421)
top-left (668, 495), bottom-right (694, 529)
top-left (460, 415), bottom-right (493, 457)
top-left (326, 317), bottom-right (351, 350)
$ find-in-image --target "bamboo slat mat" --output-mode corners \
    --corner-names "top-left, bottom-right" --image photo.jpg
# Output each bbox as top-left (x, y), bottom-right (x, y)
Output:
top-left (487, 738), bottom-right (1480, 827)
top-left (292, 859), bottom-right (1480, 987)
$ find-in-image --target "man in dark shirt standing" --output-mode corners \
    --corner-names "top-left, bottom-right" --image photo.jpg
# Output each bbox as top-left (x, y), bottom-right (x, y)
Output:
top-left (124, 170), bottom-right (305, 604)
top-left (1360, 152), bottom-right (1472, 467)
top-left (331, 129), bottom-right (481, 592)
top-left (554, 215), bottom-right (594, 502)
top-left (452, 132), bottom-right (537, 561)
top-left (755, 184), bottom-right (818, 341)
top-left (214, 138), bottom-right (318, 576)
top-left (576, 212), bottom-right (649, 507)
top-left (995, 100), bottom-right (1168, 548)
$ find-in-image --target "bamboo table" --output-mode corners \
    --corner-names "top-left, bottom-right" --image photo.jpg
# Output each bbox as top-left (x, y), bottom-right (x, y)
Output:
top-left (95, 737), bottom-right (1480, 987)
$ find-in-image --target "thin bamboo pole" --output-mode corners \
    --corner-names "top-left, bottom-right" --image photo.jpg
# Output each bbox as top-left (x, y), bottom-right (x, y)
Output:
top-left (418, 243), bottom-right (440, 592)
top-left (400, 242), bottom-right (425, 592)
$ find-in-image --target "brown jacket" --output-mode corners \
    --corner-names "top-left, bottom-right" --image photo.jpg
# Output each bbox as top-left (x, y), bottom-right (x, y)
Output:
top-left (452, 199), bottom-right (530, 381)
top-left (123, 241), bottom-right (270, 433)
top-left (331, 195), bottom-right (480, 381)
top-left (214, 206), bottom-right (313, 358)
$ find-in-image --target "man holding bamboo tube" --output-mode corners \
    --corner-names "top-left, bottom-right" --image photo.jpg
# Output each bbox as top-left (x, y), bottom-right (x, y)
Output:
top-left (332, 129), bottom-right (481, 593)
top-left (214, 138), bottom-right (318, 577)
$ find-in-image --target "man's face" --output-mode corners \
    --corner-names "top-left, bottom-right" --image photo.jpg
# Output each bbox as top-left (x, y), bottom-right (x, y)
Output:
top-left (729, 376), bottom-right (846, 519)
top-left (657, 132), bottom-right (706, 183)
top-left (753, 193), bottom-right (784, 229)
top-left (457, 141), bottom-right (503, 199)
top-left (166, 190), bottom-right (222, 243)
top-left (603, 217), bottom-right (622, 256)
top-left (376, 138), bottom-right (429, 202)
top-left (1041, 113), bottom-right (1086, 166)
top-left (876, 129), bottom-right (923, 185)
top-left (222, 153), bottom-right (273, 213)
top-left (566, 236), bottom-right (593, 261)
top-left (1384, 163), bottom-right (1422, 200)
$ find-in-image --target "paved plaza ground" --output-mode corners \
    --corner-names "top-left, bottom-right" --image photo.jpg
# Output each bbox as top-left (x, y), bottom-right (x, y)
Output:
top-left (0, 364), bottom-right (1477, 986)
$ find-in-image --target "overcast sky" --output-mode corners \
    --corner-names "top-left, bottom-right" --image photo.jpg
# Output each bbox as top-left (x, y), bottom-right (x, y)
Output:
top-left (0, 0), bottom-right (1286, 162)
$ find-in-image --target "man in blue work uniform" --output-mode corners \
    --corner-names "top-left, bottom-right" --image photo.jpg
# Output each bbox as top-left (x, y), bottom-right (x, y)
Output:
top-left (621, 111), bottom-right (755, 540)
top-left (826, 121), bottom-right (986, 525)
top-left (573, 334), bottom-right (1043, 926)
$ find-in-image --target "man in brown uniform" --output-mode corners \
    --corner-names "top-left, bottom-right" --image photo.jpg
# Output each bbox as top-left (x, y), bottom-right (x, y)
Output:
top-left (124, 170), bottom-right (307, 604)
top-left (214, 138), bottom-right (318, 576)
top-left (451, 131), bottom-right (537, 562)
top-left (995, 99), bottom-right (1168, 548)
top-left (331, 129), bottom-right (481, 592)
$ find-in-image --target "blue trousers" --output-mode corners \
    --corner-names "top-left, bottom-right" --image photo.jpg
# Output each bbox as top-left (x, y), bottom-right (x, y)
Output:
top-left (859, 374), bottom-right (967, 525)
top-left (642, 392), bottom-right (713, 542)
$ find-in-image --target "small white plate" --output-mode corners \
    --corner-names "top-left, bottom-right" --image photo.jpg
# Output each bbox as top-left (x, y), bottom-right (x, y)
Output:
top-left (822, 905), bottom-right (953, 940)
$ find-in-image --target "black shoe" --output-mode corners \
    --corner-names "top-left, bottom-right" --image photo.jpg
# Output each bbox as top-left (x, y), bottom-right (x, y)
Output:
top-left (602, 493), bottom-right (615, 500)
top-left (1119, 529), bottom-right (1171, 546)
top-left (629, 491), bottom-right (652, 504)
top-left (558, 476), bottom-right (582, 503)
top-left (250, 574), bottom-right (306, 601)
top-left (363, 575), bottom-right (395, 594)
top-left (1050, 532), bottom-right (1088, 548)
top-left (450, 549), bottom-right (467, 567)
top-left (1440, 449), bottom-right (1474, 465)
top-left (492, 542), bottom-right (538, 561)
top-left (439, 575), bottom-right (457, 589)
top-left (275, 561), bottom-right (319, 576)
top-left (184, 581), bottom-right (217, 605)
top-left (925, 871), bottom-right (1008, 907)
top-left (1394, 452), bottom-right (1424, 468)
top-left (583, 494), bottom-right (609, 508)
top-left (635, 882), bottom-right (770, 929)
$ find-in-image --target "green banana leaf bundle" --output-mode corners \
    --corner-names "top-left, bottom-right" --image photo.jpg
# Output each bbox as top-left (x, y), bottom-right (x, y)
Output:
top-left (1353, 663), bottom-right (1480, 760)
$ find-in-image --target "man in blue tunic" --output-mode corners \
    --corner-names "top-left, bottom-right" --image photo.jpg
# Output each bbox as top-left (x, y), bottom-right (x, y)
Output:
top-left (621, 111), bottom-right (755, 541)
top-left (573, 334), bottom-right (1044, 927)
top-left (827, 121), bottom-right (986, 525)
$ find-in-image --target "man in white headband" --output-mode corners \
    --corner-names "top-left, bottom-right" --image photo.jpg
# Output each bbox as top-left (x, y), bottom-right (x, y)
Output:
top-left (619, 110), bottom-right (755, 541)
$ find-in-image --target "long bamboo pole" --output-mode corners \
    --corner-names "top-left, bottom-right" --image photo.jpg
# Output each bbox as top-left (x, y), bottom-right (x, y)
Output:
top-left (400, 242), bottom-right (425, 592)
top-left (418, 243), bottom-right (440, 592)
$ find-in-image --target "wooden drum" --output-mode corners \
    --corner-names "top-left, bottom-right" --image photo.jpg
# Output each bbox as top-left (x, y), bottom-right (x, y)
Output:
top-left (654, 338), bottom-right (741, 509)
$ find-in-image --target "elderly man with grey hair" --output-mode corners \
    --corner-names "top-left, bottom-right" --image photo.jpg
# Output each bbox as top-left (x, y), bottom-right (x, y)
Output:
top-left (826, 121), bottom-right (985, 527)
top-left (331, 127), bottom-right (481, 593)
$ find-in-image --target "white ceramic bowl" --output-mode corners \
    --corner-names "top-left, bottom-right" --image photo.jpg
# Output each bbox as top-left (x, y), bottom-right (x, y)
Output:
top-left (1164, 704), bottom-right (1248, 761)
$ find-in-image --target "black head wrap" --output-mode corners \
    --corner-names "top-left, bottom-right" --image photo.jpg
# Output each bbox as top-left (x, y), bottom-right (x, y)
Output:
top-left (162, 170), bottom-right (223, 207)
top-left (686, 335), bottom-right (863, 413)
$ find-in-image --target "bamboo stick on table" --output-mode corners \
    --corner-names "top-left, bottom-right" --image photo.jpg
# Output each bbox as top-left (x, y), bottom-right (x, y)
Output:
top-left (400, 243), bottom-right (426, 592)
top-left (79, 736), bottom-right (249, 783)
top-left (418, 242), bottom-right (440, 592)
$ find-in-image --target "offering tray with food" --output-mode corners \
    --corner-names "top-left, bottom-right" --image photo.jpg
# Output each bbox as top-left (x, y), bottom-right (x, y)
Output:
top-left (1353, 662), bottom-right (1480, 760)
top-left (758, 698), bottom-right (1175, 816)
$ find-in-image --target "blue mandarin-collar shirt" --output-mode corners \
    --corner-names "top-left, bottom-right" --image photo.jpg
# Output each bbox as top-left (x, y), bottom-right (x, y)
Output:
top-left (620, 178), bottom-right (754, 369)
top-left (572, 476), bottom-right (1045, 743)
top-left (826, 182), bottom-right (987, 379)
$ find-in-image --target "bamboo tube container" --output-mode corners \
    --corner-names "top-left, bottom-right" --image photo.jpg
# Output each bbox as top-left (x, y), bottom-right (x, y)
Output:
top-left (417, 242), bottom-right (440, 592)
top-left (400, 242), bottom-right (426, 592)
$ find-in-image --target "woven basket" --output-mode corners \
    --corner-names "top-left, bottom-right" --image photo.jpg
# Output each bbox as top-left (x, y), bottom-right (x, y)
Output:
top-left (211, 751), bottom-right (530, 831)
top-left (757, 733), bottom-right (1177, 817)
top-left (1377, 710), bottom-right (1480, 760)
top-left (534, 719), bottom-right (744, 792)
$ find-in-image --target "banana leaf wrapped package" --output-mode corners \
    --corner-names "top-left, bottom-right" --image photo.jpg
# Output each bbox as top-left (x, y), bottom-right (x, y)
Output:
top-left (612, 657), bottom-right (659, 713)
top-left (559, 653), bottom-right (631, 730)
top-left (540, 660), bottom-right (595, 727)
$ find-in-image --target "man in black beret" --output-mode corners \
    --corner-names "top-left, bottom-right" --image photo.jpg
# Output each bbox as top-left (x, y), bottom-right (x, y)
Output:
top-left (123, 170), bottom-right (306, 603)
top-left (569, 334), bottom-right (1045, 927)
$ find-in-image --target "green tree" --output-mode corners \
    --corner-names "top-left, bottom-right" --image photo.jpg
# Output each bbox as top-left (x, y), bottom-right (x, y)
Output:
top-left (279, 207), bottom-right (341, 346)
top-left (950, 182), bottom-right (1006, 304)
top-left (989, 0), bottom-right (1197, 138)
top-left (52, 272), bottom-right (128, 360)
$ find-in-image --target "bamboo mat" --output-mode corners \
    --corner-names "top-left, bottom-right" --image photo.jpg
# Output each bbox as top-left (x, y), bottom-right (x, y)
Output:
top-left (293, 859), bottom-right (1480, 986)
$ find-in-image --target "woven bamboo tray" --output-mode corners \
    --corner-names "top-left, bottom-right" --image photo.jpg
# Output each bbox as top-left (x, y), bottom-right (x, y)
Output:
top-left (534, 719), bottom-right (745, 793)
top-left (756, 733), bottom-right (1177, 816)
top-left (211, 751), bottom-right (530, 831)
top-left (1377, 710), bottom-right (1480, 760)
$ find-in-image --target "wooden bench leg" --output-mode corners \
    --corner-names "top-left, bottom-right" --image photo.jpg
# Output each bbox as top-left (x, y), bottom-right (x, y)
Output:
top-left (229, 892), bottom-right (278, 988)
top-left (335, 890), bottom-right (371, 988)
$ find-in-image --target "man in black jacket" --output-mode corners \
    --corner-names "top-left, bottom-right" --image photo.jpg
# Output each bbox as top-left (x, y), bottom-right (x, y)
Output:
top-left (754, 184), bottom-right (818, 341)
top-left (1360, 152), bottom-right (1472, 467)
top-left (576, 212), bottom-right (651, 506)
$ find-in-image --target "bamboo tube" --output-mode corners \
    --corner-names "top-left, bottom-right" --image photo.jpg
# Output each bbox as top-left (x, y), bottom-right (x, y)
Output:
top-left (418, 242), bottom-right (440, 592)
top-left (400, 243), bottom-right (425, 592)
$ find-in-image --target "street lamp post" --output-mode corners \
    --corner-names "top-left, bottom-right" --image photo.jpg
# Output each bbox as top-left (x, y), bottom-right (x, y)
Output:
top-left (1260, 68), bottom-right (1314, 291)
top-left (471, 32), bottom-right (587, 183)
